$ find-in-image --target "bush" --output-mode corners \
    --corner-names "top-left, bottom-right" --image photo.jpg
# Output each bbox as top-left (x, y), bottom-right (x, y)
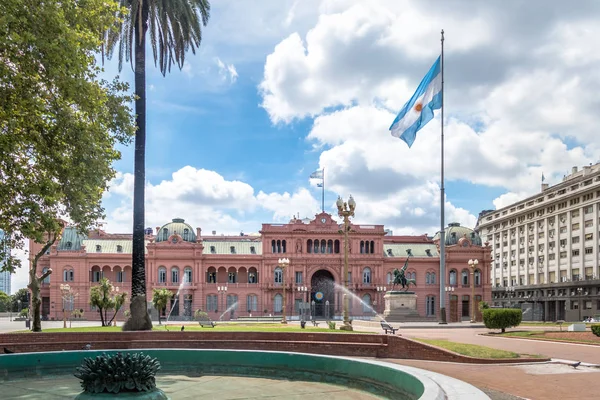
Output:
top-left (592, 325), bottom-right (600, 337)
top-left (479, 301), bottom-right (490, 311)
top-left (483, 308), bottom-right (522, 333)
top-left (328, 321), bottom-right (336, 330)
top-left (19, 308), bottom-right (28, 318)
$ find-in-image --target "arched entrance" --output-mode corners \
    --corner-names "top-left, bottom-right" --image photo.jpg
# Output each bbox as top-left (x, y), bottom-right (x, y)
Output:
top-left (311, 269), bottom-right (335, 318)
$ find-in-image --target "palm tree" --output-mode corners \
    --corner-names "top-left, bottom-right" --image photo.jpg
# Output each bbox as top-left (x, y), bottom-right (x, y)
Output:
top-left (104, 0), bottom-right (210, 330)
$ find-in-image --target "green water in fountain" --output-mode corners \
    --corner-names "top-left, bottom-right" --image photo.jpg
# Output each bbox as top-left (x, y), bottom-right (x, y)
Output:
top-left (0, 350), bottom-right (424, 399)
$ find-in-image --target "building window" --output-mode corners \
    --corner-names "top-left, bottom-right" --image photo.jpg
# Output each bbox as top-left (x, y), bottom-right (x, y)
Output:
top-left (162, 228), bottom-right (168, 241)
top-left (430, 272), bottom-right (436, 284)
top-left (246, 295), bottom-right (258, 312)
top-left (65, 242), bottom-right (72, 250)
top-left (572, 249), bottom-right (580, 257)
top-left (96, 245), bottom-right (101, 253)
top-left (362, 294), bottom-right (372, 313)
top-left (116, 245), bottom-right (123, 253)
top-left (206, 295), bottom-right (218, 312)
top-left (461, 270), bottom-right (469, 285)
top-left (426, 296), bottom-right (435, 316)
top-left (248, 271), bottom-right (257, 284)
top-left (386, 272), bottom-right (392, 284)
top-left (92, 270), bottom-right (101, 283)
top-left (572, 236), bottom-right (580, 244)
top-left (171, 268), bottom-right (179, 284)
top-left (585, 247), bottom-right (593, 255)
top-left (347, 272), bottom-right (352, 285)
top-left (250, 246), bottom-right (256, 254)
top-left (63, 269), bottom-right (74, 282)
top-left (184, 267), bottom-right (192, 283)
top-left (426, 272), bottom-right (431, 284)
top-left (183, 229), bottom-right (189, 241)
top-left (584, 205), bottom-right (593, 214)
top-left (226, 295), bottom-right (238, 312)
top-left (274, 294), bottom-right (283, 313)
top-left (295, 271), bottom-right (303, 284)
top-left (274, 268), bottom-right (283, 284)
top-left (462, 295), bottom-right (470, 317)
top-left (586, 233), bottom-right (593, 241)
top-left (362, 268), bottom-right (371, 284)
top-left (228, 271), bottom-right (237, 283)
top-left (585, 220), bottom-right (593, 228)
top-left (474, 270), bottom-right (481, 286)
top-left (307, 239), bottom-right (312, 254)
top-left (207, 270), bottom-right (216, 284)
top-left (210, 246), bottom-right (216, 254)
top-left (572, 223), bottom-right (580, 231)
top-left (449, 270), bottom-right (457, 285)
top-left (116, 271), bottom-right (123, 283)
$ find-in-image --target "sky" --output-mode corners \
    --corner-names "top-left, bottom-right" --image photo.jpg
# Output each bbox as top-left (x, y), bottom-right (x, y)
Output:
top-left (10, 0), bottom-right (600, 292)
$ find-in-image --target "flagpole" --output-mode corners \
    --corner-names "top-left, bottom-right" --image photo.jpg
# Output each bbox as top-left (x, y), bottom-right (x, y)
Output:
top-left (322, 169), bottom-right (325, 213)
top-left (439, 29), bottom-right (447, 324)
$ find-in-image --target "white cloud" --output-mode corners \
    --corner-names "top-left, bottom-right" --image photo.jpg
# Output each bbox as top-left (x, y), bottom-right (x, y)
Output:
top-left (258, 0), bottom-right (599, 225)
top-left (215, 57), bottom-right (238, 83)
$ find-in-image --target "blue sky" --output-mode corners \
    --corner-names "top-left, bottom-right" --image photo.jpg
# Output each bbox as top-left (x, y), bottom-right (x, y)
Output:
top-left (11, 0), bottom-right (600, 292)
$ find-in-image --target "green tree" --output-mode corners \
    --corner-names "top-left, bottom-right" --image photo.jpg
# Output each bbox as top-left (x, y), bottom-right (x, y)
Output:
top-left (89, 278), bottom-right (127, 326)
top-left (10, 288), bottom-right (29, 313)
top-left (151, 288), bottom-right (172, 325)
top-left (483, 308), bottom-right (522, 333)
top-left (0, 0), bottom-right (136, 332)
top-left (103, 0), bottom-right (211, 331)
top-left (0, 290), bottom-right (10, 312)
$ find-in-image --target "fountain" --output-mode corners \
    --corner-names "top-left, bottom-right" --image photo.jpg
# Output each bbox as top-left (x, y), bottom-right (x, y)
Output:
top-left (219, 301), bottom-right (238, 321)
top-left (0, 348), bottom-right (493, 399)
top-left (165, 280), bottom-right (187, 326)
top-left (333, 282), bottom-right (389, 323)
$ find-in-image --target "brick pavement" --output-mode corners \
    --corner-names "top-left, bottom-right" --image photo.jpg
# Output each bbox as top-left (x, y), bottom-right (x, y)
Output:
top-left (385, 359), bottom-right (600, 400)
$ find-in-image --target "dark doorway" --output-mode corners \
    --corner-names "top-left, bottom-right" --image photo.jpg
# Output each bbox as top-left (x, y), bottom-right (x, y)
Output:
top-left (311, 269), bottom-right (335, 318)
top-left (42, 297), bottom-right (50, 319)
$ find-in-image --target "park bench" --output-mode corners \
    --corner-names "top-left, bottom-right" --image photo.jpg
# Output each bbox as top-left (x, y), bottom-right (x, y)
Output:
top-left (380, 321), bottom-right (398, 334)
top-left (199, 321), bottom-right (216, 328)
top-left (311, 319), bottom-right (320, 327)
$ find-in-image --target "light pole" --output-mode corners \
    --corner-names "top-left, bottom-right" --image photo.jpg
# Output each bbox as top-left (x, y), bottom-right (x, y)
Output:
top-left (337, 195), bottom-right (356, 331)
top-left (376, 286), bottom-right (387, 314)
top-left (278, 258), bottom-right (290, 324)
top-left (445, 286), bottom-right (455, 322)
top-left (577, 287), bottom-right (583, 321)
top-left (217, 286), bottom-right (227, 318)
top-left (297, 286), bottom-right (308, 320)
top-left (504, 286), bottom-right (515, 308)
top-left (468, 259), bottom-right (479, 323)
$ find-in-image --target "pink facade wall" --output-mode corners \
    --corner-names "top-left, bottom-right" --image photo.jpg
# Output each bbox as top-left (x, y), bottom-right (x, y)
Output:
top-left (29, 213), bottom-right (491, 322)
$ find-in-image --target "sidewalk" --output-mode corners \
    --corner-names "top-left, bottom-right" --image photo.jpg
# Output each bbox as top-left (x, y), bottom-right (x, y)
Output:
top-left (385, 359), bottom-right (600, 400)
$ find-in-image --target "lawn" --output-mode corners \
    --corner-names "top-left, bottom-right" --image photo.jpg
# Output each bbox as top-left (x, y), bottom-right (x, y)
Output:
top-left (18, 323), bottom-right (364, 334)
top-left (413, 338), bottom-right (523, 359)
top-left (498, 330), bottom-right (600, 345)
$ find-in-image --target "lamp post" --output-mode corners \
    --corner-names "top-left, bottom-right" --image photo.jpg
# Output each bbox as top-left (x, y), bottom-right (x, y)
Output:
top-left (217, 286), bottom-right (227, 318)
top-left (577, 287), bottom-right (583, 321)
top-left (376, 286), bottom-right (387, 314)
top-left (468, 259), bottom-right (479, 323)
top-left (337, 195), bottom-right (356, 331)
top-left (278, 258), bottom-right (290, 324)
top-left (297, 286), bottom-right (308, 320)
top-left (445, 286), bottom-right (455, 322)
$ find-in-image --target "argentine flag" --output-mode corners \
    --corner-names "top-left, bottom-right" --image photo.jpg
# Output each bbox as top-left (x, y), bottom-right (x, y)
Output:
top-left (389, 56), bottom-right (442, 147)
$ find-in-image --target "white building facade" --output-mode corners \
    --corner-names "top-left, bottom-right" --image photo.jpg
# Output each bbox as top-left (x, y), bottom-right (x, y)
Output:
top-left (476, 164), bottom-right (600, 322)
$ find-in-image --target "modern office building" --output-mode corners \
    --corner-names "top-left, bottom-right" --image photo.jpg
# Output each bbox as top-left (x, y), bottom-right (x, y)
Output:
top-left (476, 163), bottom-right (600, 321)
top-left (0, 230), bottom-right (11, 295)
top-left (29, 214), bottom-right (490, 322)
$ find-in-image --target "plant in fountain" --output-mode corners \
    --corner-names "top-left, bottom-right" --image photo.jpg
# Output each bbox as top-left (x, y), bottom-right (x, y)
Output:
top-left (152, 288), bottom-right (172, 325)
top-left (89, 278), bottom-right (127, 327)
top-left (74, 352), bottom-right (161, 394)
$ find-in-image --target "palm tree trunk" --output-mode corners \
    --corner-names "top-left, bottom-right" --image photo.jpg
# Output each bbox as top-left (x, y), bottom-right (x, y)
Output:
top-left (124, 0), bottom-right (152, 331)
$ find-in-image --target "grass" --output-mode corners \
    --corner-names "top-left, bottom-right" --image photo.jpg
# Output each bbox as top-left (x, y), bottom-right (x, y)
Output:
top-left (413, 338), bottom-right (522, 359)
top-left (499, 330), bottom-right (600, 345)
top-left (16, 323), bottom-right (364, 334)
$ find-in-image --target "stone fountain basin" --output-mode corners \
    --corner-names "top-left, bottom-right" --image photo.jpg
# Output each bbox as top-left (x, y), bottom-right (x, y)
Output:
top-left (0, 349), bottom-right (489, 399)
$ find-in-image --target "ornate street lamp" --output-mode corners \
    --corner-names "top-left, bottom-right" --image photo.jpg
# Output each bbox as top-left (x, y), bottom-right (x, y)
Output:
top-left (297, 286), bottom-right (308, 320)
top-left (337, 195), bottom-right (356, 331)
top-left (278, 258), bottom-right (290, 324)
top-left (445, 286), bottom-right (455, 322)
top-left (468, 259), bottom-right (479, 323)
top-left (217, 286), bottom-right (228, 317)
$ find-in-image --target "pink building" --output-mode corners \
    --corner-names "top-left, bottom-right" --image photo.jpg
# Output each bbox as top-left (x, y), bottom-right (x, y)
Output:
top-left (30, 215), bottom-right (491, 322)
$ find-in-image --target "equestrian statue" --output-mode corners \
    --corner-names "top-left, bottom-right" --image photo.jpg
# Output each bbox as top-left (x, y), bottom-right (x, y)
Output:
top-left (391, 253), bottom-right (416, 291)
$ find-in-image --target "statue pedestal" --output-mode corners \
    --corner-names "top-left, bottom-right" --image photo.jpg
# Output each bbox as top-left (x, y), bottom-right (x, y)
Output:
top-left (383, 291), bottom-right (420, 322)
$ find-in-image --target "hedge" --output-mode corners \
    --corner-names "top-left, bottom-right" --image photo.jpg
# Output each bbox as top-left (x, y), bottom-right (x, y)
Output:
top-left (483, 308), bottom-right (522, 333)
top-left (592, 325), bottom-right (600, 337)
